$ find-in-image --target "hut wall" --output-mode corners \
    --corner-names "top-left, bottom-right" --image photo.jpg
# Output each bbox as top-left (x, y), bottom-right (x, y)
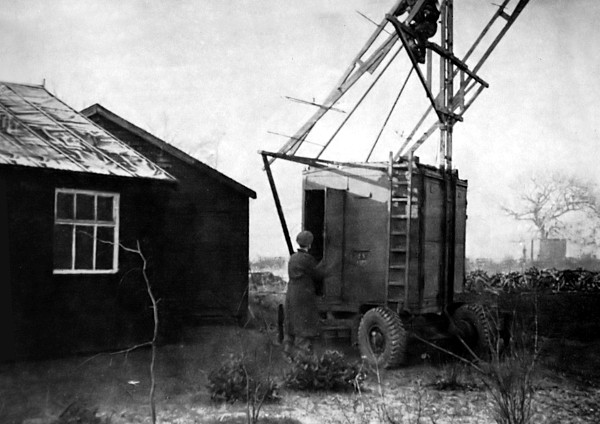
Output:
top-left (87, 115), bottom-right (250, 323)
top-left (0, 166), bottom-right (172, 359)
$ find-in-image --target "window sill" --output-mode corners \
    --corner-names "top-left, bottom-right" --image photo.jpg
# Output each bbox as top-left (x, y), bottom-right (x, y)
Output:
top-left (53, 269), bottom-right (119, 275)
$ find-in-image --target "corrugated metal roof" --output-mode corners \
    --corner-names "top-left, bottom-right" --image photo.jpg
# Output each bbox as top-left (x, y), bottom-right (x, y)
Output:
top-left (0, 82), bottom-right (174, 181)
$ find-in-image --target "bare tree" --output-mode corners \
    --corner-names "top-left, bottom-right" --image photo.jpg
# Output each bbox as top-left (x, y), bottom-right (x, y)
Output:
top-left (86, 238), bottom-right (161, 424)
top-left (502, 172), bottom-right (595, 240)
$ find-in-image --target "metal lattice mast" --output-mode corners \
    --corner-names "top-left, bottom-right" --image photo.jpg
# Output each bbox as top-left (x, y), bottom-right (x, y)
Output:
top-left (441, 0), bottom-right (454, 170)
top-left (267, 0), bottom-right (531, 166)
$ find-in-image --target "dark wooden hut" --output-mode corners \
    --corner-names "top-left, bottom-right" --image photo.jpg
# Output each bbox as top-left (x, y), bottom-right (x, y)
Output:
top-left (0, 82), bottom-right (255, 361)
top-left (81, 104), bottom-right (256, 325)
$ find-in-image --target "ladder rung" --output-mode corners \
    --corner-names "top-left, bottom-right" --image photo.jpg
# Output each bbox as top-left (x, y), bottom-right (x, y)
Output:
top-left (391, 231), bottom-right (407, 235)
top-left (391, 248), bottom-right (407, 252)
top-left (391, 214), bottom-right (408, 219)
top-left (392, 197), bottom-right (409, 202)
top-left (389, 265), bottom-right (406, 270)
top-left (388, 282), bottom-right (405, 287)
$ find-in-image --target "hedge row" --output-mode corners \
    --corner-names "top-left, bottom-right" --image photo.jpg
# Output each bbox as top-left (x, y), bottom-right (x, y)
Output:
top-left (465, 267), bottom-right (600, 293)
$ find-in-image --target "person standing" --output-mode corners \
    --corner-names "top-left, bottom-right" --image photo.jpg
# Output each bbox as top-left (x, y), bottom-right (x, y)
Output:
top-left (283, 230), bottom-right (325, 358)
top-left (393, 0), bottom-right (440, 64)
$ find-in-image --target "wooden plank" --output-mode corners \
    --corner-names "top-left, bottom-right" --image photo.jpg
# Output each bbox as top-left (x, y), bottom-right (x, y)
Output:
top-left (262, 154), bottom-right (294, 255)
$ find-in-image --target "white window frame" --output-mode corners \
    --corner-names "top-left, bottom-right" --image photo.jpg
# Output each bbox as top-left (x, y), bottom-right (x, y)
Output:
top-left (53, 188), bottom-right (120, 274)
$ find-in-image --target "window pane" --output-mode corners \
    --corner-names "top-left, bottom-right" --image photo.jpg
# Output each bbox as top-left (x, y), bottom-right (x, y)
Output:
top-left (75, 225), bottom-right (94, 269)
top-left (76, 194), bottom-right (95, 220)
top-left (56, 192), bottom-right (74, 220)
top-left (96, 227), bottom-right (115, 270)
top-left (54, 224), bottom-right (73, 269)
top-left (97, 196), bottom-right (114, 222)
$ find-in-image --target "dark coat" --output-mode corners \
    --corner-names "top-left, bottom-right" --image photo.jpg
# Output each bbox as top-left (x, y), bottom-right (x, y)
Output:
top-left (285, 250), bottom-right (324, 338)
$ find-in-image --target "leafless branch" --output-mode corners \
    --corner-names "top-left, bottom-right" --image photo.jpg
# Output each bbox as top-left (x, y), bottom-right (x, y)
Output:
top-left (77, 235), bottom-right (160, 424)
top-left (502, 172), bottom-right (597, 240)
top-left (110, 341), bottom-right (153, 356)
top-left (411, 333), bottom-right (484, 373)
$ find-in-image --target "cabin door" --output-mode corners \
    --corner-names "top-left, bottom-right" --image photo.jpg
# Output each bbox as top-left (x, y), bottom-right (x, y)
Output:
top-left (323, 189), bottom-right (345, 299)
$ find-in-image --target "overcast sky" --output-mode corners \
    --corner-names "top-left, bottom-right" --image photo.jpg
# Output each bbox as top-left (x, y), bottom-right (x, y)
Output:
top-left (1, 0), bottom-right (599, 260)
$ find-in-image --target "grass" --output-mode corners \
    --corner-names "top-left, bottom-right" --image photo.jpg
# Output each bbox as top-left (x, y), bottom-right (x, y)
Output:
top-left (0, 326), bottom-right (281, 424)
top-left (203, 417), bottom-right (301, 424)
top-left (428, 362), bottom-right (480, 391)
top-left (3, 281), bottom-right (600, 424)
top-left (2, 328), bottom-right (599, 424)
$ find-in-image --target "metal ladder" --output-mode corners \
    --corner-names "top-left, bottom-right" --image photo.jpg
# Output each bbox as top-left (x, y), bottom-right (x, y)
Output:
top-left (387, 155), bottom-right (414, 311)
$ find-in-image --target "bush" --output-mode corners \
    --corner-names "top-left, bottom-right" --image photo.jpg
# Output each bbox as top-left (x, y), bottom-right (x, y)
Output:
top-left (52, 401), bottom-right (108, 424)
top-left (284, 350), bottom-right (364, 392)
top-left (429, 362), bottom-right (478, 391)
top-left (476, 308), bottom-right (538, 424)
top-left (207, 354), bottom-right (278, 403)
top-left (481, 354), bottom-right (536, 424)
top-left (249, 271), bottom-right (286, 291)
top-left (465, 267), bottom-right (600, 293)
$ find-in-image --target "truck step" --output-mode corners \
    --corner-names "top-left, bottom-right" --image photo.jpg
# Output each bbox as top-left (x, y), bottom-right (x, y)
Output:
top-left (321, 324), bottom-right (352, 331)
top-left (320, 319), bottom-right (355, 332)
top-left (387, 298), bottom-right (403, 303)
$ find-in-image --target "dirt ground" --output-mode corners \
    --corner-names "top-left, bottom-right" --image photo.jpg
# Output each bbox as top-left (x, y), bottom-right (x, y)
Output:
top-left (2, 290), bottom-right (600, 424)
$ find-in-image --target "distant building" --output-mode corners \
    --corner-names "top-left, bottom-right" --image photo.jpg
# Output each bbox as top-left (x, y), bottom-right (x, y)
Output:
top-left (538, 238), bottom-right (567, 263)
top-left (0, 82), bottom-right (255, 361)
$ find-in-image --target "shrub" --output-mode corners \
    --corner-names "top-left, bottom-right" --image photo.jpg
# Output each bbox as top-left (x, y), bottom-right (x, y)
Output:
top-left (429, 362), bottom-right (478, 391)
top-left (284, 350), bottom-right (364, 392)
top-left (465, 267), bottom-right (600, 293)
top-left (481, 354), bottom-right (536, 424)
top-left (477, 309), bottom-right (538, 424)
top-left (207, 354), bottom-right (278, 403)
top-left (52, 401), bottom-right (108, 424)
top-left (249, 271), bottom-right (286, 291)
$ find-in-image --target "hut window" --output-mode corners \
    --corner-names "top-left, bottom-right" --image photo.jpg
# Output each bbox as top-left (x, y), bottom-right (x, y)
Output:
top-left (53, 189), bottom-right (120, 274)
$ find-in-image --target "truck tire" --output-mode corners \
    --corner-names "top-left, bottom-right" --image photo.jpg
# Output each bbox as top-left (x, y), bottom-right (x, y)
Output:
top-left (358, 306), bottom-right (407, 368)
top-left (452, 304), bottom-right (493, 359)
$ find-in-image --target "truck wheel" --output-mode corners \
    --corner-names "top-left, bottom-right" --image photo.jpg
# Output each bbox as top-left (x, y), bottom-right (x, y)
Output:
top-left (358, 307), bottom-right (407, 368)
top-left (452, 304), bottom-right (493, 359)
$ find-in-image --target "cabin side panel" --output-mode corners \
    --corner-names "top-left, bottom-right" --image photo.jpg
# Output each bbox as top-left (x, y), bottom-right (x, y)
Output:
top-left (2, 166), bottom-right (172, 359)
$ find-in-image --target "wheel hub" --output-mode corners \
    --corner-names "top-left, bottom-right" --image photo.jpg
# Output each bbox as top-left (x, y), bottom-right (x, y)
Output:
top-left (456, 319), bottom-right (477, 344)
